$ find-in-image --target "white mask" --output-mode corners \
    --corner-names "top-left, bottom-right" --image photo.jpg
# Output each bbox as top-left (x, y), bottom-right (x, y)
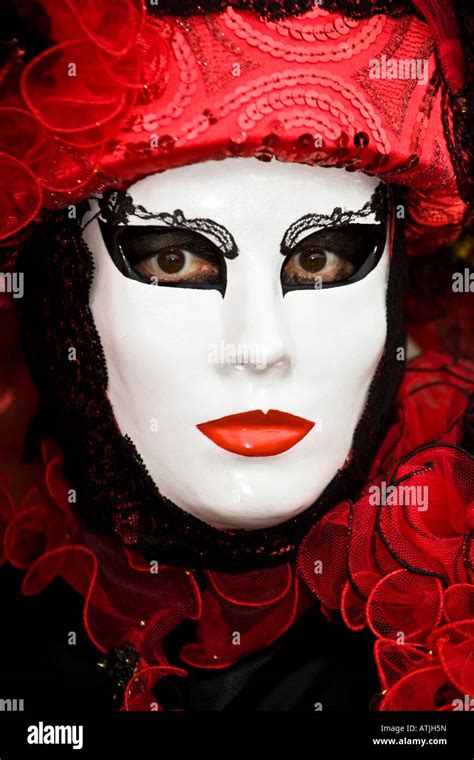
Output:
top-left (85, 160), bottom-right (390, 530)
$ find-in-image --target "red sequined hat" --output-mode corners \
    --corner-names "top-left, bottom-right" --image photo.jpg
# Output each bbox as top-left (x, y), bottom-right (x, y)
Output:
top-left (0, 0), bottom-right (470, 252)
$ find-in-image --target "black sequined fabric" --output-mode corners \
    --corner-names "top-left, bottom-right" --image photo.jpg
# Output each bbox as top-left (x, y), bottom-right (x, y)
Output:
top-left (146, 0), bottom-right (417, 22)
top-left (450, 1), bottom-right (474, 214)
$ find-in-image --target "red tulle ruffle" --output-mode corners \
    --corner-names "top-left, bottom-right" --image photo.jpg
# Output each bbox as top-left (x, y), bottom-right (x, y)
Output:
top-left (299, 354), bottom-right (474, 710)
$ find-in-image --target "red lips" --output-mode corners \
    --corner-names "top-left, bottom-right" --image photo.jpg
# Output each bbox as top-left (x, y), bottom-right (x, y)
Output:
top-left (196, 409), bottom-right (315, 457)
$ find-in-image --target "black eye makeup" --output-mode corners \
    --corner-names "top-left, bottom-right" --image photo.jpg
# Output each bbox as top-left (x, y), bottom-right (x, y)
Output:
top-left (95, 183), bottom-right (388, 298)
top-left (96, 190), bottom-right (239, 296)
top-left (99, 221), bottom-right (228, 295)
top-left (280, 182), bottom-right (388, 295)
top-left (280, 223), bottom-right (386, 294)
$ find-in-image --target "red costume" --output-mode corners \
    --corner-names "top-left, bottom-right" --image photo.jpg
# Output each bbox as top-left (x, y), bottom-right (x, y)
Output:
top-left (0, 0), bottom-right (473, 712)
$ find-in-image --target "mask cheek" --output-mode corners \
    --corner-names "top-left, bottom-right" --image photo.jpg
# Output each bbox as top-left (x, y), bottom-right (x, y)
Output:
top-left (88, 228), bottom-right (224, 467)
top-left (283, 245), bottom-right (389, 439)
top-left (87, 227), bottom-right (168, 440)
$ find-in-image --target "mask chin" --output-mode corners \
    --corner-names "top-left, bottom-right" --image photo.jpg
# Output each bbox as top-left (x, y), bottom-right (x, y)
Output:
top-left (16, 184), bottom-right (406, 571)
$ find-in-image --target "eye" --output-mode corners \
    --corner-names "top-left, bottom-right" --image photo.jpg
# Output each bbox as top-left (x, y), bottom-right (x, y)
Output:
top-left (281, 223), bottom-right (384, 294)
top-left (283, 247), bottom-right (352, 283)
top-left (132, 244), bottom-right (219, 282)
top-left (99, 222), bottom-right (226, 295)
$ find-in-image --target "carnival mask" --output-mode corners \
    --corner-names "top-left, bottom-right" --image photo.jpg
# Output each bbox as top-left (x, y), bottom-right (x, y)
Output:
top-left (84, 159), bottom-right (390, 530)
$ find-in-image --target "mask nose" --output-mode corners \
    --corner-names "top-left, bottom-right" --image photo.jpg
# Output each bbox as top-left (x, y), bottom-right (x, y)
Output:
top-left (215, 256), bottom-right (293, 377)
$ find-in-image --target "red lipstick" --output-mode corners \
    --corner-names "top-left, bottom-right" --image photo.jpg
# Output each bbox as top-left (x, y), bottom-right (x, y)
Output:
top-left (196, 409), bottom-right (314, 457)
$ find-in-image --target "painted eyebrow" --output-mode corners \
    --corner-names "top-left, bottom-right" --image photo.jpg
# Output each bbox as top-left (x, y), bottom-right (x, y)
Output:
top-left (95, 190), bottom-right (239, 260)
top-left (279, 182), bottom-right (388, 256)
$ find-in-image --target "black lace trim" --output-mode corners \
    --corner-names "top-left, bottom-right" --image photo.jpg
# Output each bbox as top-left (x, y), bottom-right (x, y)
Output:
top-left (94, 190), bottom-right (239, 259)
top-left (280, 182), bottom-right (387, 254)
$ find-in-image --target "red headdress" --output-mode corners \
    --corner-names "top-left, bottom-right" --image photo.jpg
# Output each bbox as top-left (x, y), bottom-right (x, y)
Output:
top-left (0, 0), bottom-right (471, 257)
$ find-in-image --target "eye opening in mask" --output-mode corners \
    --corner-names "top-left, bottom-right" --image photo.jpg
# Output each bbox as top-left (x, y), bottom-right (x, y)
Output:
top-left (98, 220), bottom-right (228, 296)
top-left (280, 222), bottom-right (387, 296)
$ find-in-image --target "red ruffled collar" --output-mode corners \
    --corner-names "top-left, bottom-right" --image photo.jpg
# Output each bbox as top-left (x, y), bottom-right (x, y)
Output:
top-left (1, 352), bottom-right (473, 711)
